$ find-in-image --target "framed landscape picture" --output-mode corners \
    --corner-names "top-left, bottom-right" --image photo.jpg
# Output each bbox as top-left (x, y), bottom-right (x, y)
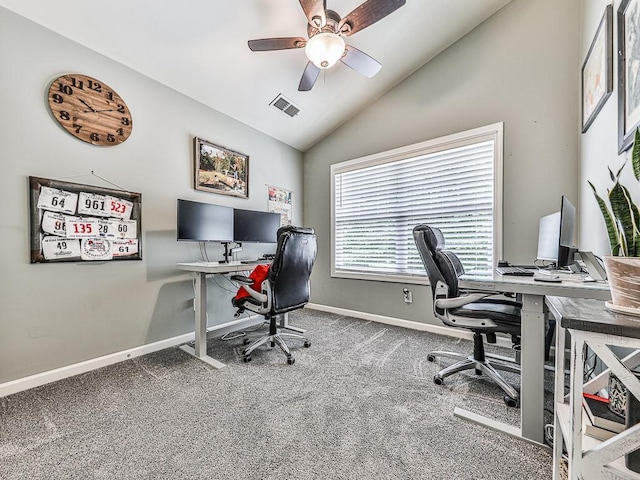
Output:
top-left (618, 0), bottom-right (640, 152)
top-left (582, 4), bottom-right (613, 133)
top-left (194, 137), bottom-right (249, 198)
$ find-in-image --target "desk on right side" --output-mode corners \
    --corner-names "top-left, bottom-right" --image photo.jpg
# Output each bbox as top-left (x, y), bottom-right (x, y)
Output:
top-left (459, 273), bottom-right (610, 446)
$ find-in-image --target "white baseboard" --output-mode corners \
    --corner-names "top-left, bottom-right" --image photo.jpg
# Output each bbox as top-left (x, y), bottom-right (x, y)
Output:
top-left (0, 315), bottom-right (262, 398)
top-left (305, 303), bottom-right (513, 349)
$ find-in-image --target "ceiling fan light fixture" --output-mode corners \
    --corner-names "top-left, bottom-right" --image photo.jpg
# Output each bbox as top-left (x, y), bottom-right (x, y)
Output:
top-left (304, 32), bottom-right (345, 69)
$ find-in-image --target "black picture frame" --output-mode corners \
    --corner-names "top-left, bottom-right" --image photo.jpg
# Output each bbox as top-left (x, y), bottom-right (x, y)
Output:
top-left (618, 0), bottom-right (640, 152)
top-left (28, 176), bottom-right (143, 263)
top-left (582, 4), bottom-right (613, 133)
top-left (194, 137), bottom-right (249, 199)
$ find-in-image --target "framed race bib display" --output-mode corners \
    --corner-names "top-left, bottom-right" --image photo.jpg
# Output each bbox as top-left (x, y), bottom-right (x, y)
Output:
top-left (28, 176), bottom-right (142, 263)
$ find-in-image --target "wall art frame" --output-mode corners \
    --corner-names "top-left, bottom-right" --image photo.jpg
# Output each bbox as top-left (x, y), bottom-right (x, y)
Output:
top-left (267, 184), bottom-right (292, 226)
top-left (194, 137), bottom-right (249, 198)
top-left (582, 4), bottom-right (613, 133)
top-left (29, 176), bottom-right (142, 263)
top-left (618, 0), bottom-right (640, 152)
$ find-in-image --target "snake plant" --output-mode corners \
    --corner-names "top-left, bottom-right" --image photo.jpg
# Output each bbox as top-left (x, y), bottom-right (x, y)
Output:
top-left (588, 129), bottom-right (640, 257)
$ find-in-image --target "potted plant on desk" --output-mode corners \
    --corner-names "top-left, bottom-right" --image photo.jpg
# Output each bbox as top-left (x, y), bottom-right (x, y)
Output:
top-left (588, 129), bottom-right (640, 315)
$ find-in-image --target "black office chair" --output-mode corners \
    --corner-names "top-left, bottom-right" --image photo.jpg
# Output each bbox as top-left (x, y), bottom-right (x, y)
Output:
top-left (413, 224), bottom-right (522, 407)
top-left (231, 226), bottom-right (317, 365)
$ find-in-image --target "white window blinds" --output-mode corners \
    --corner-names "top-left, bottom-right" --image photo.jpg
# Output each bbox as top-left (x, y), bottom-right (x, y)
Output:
top-left (332, 124), bottom-right (502, 282)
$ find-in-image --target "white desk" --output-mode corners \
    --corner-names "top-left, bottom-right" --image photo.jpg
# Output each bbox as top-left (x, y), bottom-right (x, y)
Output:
top-left (177, 261), bottom-right (294, 368)
top-left (458, 272), bottom-right (611, 446)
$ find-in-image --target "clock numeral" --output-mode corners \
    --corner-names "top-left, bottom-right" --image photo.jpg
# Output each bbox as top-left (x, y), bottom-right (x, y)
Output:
top-left (90, 132), bottom-right (100, 142)
top-left (106, 91), bottom-right (114, 101)
top-left (57, 83), bottom-right (72, 95)
top-left (107, 134), bottom-right (115, 143)
top-left (59, 111), bottom-right (70, 121)
top-left (51, 93), bottom-right (64, 104)
top-left (121, 117), bottom-right (130, 126)
top-left (116, 128), bottom-right (125, 136)
top-left (88, 80), bottom-right (102, 92)
top-left (72, 124), bottom-right (82, 133)
top-left (117, 104), bottom-right (126, 114)
top-left (70, 78), bottom-right (84, 90)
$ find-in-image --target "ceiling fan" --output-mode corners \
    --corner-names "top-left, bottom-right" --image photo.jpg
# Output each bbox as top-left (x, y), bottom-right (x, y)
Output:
top-left (248, 0), bottom-right (406, 91)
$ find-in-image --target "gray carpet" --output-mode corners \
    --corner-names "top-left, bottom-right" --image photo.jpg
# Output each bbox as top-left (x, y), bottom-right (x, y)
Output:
top-left (0, 309), bottom-right (552, 479)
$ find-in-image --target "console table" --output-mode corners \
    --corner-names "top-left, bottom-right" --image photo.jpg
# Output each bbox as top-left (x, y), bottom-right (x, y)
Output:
top-left (547, 296), bottom-right (640, 480)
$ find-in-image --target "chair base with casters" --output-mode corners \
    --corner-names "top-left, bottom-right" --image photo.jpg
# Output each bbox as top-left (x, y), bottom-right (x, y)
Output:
top-left (427, 331), bottom-right (521, 407)
top-left (240, 312), bottom-right (310, 364)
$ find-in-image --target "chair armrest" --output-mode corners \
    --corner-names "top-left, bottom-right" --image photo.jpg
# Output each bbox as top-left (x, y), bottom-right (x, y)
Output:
top-left (230, 275), bottom-right (253, 285)
top-left (434, 292), bottom-right (491, 309)
top-left (237, 285), bottom-right (268, 304)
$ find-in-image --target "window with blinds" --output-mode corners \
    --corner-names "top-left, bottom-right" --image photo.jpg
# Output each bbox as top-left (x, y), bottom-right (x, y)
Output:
top-left (331, 123), bottom-right (503, 282)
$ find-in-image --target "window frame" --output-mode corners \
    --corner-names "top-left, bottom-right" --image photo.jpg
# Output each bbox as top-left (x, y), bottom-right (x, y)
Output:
top-left (330, 122), bottom-right (504, 284)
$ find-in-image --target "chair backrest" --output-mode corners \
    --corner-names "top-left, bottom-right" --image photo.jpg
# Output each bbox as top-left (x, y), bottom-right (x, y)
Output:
top-left (412, 224), bottom-right (465, 299)
top-left (268, 226), bottom-right (318, 315)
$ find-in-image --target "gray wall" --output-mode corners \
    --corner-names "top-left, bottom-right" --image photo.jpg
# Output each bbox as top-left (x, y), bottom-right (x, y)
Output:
top-left (304, 0), bottom-right (581, 323)
top-left (0, 8), bottom-right (303, 383)
top-left (2, 0), bottom-right (616, 385)
top-left (579, 0), bottom-right (637, 257)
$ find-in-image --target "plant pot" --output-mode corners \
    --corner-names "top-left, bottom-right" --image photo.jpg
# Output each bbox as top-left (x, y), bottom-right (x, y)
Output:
top-left (604, 256), bottom-right (640, 315)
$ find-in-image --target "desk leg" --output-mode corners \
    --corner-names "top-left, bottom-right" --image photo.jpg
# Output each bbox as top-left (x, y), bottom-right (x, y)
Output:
top-left (454, 293), bottom-right (547, 447)
top-left (179, 272), bottom-right (226, 369)
top-left (552, 321), bottom-right (567, 480)
top-left (520, 293), bottom-right (546, 444)
top-left (279, 312), bottom-right (306, 333)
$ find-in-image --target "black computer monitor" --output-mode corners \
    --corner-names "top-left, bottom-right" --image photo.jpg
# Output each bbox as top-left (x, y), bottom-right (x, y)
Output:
top-left (176, 199), bottom-right (234, 243)
top-left (536, 196), bottom-right (577, 268)
top-left (233, 208), bottom-right (281, 243)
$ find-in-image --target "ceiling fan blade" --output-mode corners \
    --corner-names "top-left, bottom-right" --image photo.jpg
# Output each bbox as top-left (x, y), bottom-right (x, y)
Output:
top-left (337, 0), bottom-right (406, 36)
top-left (248, 37), bottom-right (306, 51)
top-left (340, 45), bottom-right (382, 78)
top-left (299, 0), bottom-right (327, 28)
top-left (298, 62), bottom-right (321, 91)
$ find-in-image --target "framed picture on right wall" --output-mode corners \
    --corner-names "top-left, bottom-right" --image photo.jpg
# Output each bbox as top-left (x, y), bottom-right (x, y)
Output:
top-left (582, 4), bottom-right (613, 133)
top-left (618, 0), bottom-right (640, 152)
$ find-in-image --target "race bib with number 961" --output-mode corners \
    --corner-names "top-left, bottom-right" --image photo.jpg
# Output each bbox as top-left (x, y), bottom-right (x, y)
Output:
top-left (78, 192), bottom-right (110, 217)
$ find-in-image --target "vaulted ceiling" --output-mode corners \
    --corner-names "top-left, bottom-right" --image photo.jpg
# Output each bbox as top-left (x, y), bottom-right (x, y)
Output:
top-left (0, 0), bottom-right (513, 151)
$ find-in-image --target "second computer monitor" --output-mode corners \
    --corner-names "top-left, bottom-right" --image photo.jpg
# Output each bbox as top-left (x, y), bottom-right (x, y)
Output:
top-left (233, 209), bottom-right (281, 243)
top-left (536, 196), bottom-right (577, 268)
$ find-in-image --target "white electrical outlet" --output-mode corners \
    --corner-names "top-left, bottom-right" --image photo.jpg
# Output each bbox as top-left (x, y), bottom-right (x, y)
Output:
top-left (403, 288), bottom-right (412, 304)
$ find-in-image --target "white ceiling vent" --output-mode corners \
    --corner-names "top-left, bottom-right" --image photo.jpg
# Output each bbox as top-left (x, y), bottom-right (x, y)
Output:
top-left (270, 94), bottom-right (301, 118)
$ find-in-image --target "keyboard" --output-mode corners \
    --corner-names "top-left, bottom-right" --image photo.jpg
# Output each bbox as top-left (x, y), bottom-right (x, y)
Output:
top-left (495, 266), bottom-right (535, 276)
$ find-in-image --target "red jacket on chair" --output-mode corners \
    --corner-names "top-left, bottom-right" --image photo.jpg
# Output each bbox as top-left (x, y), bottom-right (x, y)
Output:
top-left (233, 264), bottom-right (270, 302)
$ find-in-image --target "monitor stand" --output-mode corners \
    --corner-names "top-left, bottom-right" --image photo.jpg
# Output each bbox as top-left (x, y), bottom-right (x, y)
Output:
top-left (220, 242), bottom-right (231, 263)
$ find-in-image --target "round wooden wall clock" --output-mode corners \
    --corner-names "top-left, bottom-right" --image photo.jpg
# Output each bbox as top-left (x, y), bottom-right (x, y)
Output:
top-left (47, 73), bottom-right (132, 146)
